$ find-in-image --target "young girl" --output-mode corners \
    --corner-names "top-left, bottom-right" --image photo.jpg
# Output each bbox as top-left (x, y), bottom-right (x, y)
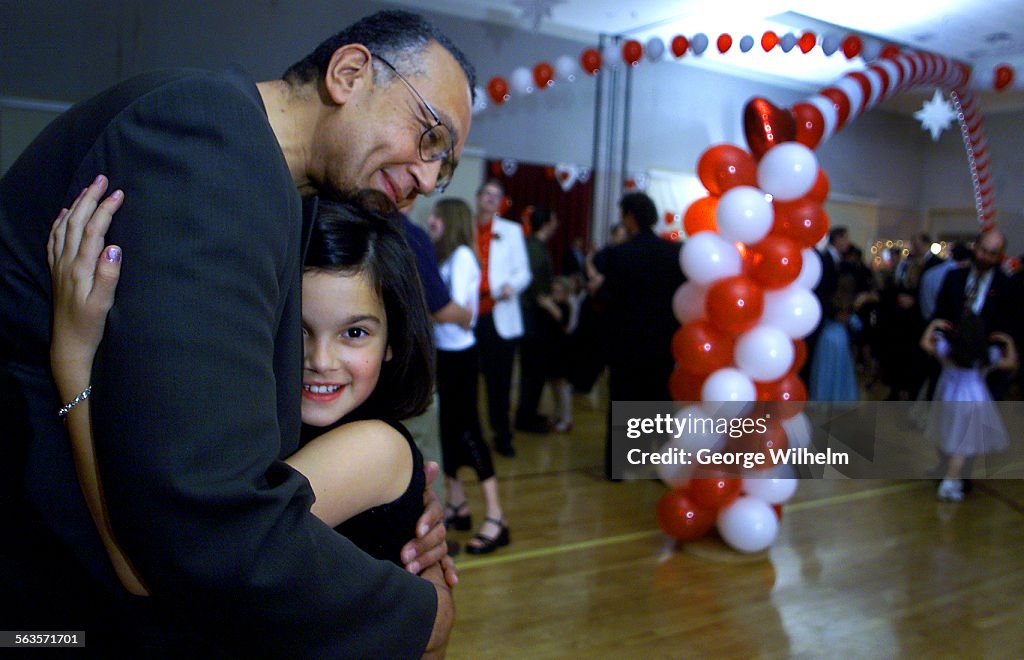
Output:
top-left (49, 186), bottom-right (445, 594)
top-left (429, 198), bottom-right (510, 554)
top-left (920, 314), bottom-right (1018, 502)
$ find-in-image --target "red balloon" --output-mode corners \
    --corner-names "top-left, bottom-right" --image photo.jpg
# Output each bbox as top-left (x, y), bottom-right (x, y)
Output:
top-left (657, 488), bottom-right (716, 541)
top-left (533, 62), bottom-right (554, 89)
top-left (761, 31), bottom-right (779, 52)
top-left (683, 196), bottom-right (719, 235)
top-left (841, 35), bottom-right (862, 60)
top-left (717, 34), bottom-right (733, 53)
top-left (688, 476), bottom-right (742, 510)
top-left (487, 77), bottom-right (509, 105)
top-left (880, 44), bottom-right (900, 59)
top-left (727, 420), bottom-right (788, 469)
top-left (581, 48), bottom-right (601, 75)
top-left (697, 144), bottom-right (758, 196)
top-left (792, 339), bottom-right (808, 374)
top-left (791, 102), bottom-right (824, 150)
top-left (798, 32), bottom-right (816, 54)
top-left (706, 275), bottom-right (765, 335)
top-left (669, 367), bottom-right (705, 403)
top-left (743, 97), bottom-right (796, 160)
top-left (805, 169), bottom-right (830, 204)
top-left (622, 40), bottom-right (643, 65)
top-left (772, 199), bottom-right (829, 248)
top-left (755, 371), bottom-right (807, 419)
top-left (672, 320), bottom-right (736, 375)
top-left (820, 87), bottom-right (851, 130)
top-left (995, 64), bottom-right (1014, 91)
top-left (747, 235), bottom-right (803, 290)
top-left (671, 35), bottom-right (689, 58)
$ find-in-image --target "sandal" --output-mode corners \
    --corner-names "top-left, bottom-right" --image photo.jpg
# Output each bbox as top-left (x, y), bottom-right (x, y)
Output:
top-left (465, 517), bottom-right (510, 555)
top-left (445, 501), bottom-right (471, 531)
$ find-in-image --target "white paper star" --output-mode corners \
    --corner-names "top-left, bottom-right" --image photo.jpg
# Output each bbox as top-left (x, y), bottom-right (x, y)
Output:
top-left (914, 89), bottom-right (958, 141)
top-left (510, 0), bottom-right (566, 30)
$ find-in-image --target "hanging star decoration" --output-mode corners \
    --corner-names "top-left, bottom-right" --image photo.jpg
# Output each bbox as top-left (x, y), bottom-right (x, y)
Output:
top-left (510, 0), bottom-right (566, 31)
top-left (914, 89), bottom-right (958, 141)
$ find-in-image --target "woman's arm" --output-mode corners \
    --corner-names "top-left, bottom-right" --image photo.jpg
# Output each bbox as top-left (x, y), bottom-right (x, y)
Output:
top-left (48, 178), bottom-right (148, 596)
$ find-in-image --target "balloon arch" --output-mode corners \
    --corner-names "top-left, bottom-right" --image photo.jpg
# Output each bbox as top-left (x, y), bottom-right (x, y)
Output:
top-left (482, 34), bottom-right (1003, 554)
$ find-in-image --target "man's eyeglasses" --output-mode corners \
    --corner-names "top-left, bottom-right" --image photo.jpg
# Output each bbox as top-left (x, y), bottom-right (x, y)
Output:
top-left (374, 54), bottom-right (455, 193)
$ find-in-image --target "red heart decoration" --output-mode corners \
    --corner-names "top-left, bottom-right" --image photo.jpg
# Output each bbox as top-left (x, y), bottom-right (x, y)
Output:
top-left (743, 97), bottom-right (796, 159)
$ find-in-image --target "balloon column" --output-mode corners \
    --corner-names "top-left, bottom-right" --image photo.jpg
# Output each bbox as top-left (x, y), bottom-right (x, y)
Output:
top-left (657, 138), bottom-right (818, 553)
top-left (657, 48), bottom-right (999, 554)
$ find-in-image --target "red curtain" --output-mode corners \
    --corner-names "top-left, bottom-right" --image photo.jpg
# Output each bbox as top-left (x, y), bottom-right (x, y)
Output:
top-left (484, 160), bottom-right (594, 274)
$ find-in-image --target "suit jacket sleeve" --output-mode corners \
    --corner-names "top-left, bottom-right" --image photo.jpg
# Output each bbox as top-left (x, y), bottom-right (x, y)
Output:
top-left (503, 220), bottom-right (532, 294)
top-left (84, 76), bottom-right (435, 656)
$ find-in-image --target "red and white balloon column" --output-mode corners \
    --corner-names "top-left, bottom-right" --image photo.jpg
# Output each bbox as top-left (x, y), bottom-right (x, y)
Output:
top-left (656, 140), bottom-right (821, 553)
top-left (656, 49), bottom-right (997, 554)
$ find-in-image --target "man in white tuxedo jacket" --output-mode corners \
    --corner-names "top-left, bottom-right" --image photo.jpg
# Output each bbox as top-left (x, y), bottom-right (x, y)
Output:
top-left (473, 179), bottom-right (532, 456)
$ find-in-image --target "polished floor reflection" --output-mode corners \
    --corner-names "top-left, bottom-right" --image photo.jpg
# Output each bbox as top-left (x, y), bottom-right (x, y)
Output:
top-left (445, 383), bottom-right (1024, 658)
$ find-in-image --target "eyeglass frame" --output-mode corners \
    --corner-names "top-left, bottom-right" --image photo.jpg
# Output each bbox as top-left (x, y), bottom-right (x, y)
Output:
top-left (373, 53), bottom-right (456, 193)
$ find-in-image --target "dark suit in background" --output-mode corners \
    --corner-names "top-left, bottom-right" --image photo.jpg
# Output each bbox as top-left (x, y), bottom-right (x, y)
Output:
top-left (0, 67), bottom-right (434, 655)
top-left (593, 231), bottom-right (684, 479)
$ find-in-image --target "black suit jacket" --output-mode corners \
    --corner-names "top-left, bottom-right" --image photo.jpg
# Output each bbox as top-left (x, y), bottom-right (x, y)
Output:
top-left (932, 266), bottom-right (1015, 335)
top-left (593, 231), bottom-right (684, 398)
top-left (0, 68), bottom-right (433, 655)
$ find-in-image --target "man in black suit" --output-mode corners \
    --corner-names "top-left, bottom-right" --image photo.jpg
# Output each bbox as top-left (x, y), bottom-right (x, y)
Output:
top-left (593, 193), bottom-right (685, 479)
top-left (933, 229), bottom-right (1017, 398)
top-left (0, 10), bottom-right (472, 655)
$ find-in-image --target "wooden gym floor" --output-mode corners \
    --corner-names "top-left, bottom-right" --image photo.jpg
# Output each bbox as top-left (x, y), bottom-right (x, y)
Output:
top-left (444, 379), bottom-right (1024, 658)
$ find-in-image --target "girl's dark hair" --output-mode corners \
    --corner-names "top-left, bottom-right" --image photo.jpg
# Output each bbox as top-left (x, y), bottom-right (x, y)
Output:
top-left (528, 206), bottom-right (555, 234)
top-left (949, 311), bottom-right (989, 369)
top-left (432, 197), bottom-right (475, 265)
top-left (304, 190), bottom-right (435, 421)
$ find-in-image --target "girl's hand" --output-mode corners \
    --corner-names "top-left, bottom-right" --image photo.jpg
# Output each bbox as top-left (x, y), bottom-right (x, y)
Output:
top-left (989, 332), bottom-right (1019, 373)
top-left (47, 175), bottom-right (124, 399)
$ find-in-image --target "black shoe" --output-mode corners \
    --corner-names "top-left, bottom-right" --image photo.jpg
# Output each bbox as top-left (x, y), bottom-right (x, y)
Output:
top-left (496, 442), bottom-right (516, 458)
top-left (444, 502), bottom-right (471, 531)
top-left (465, 518), bottom-right (510, 555)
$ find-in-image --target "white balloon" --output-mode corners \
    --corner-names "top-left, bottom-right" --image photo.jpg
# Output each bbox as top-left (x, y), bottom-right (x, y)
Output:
top-left (679, 231), bottom-right (743, 285)
top-left (757, 143), bottom-right (819, 201)
top-left (472, 87), bottom-right (488, 115)
top-left (782, 412), bottom-right (812, 448)
top-left (742, 477), bottom-right (798, 504)
top-left (657, 405), bottom-right (727, 485)
top-left (761, 284), bottom-right (822, 339)
top-left (701, 367), bottom-right (756, 403)
top-left (554, 54), bottom-right (578, 82)
top-left (690, 33), bottom-right (709, 55)
top-left (717, 496), bottom-right (779, 553)
top-left (795, 247), bottom-right (823, 289)
top-left (672, 281), bottom-right (708, 323)
top-left (716, 186), bottom-right (774, 245)
top-left (821, 33), bottom-right (841, 56)
top-left (734, 325), bottom-right (795, 382)
top-left (602, 42), bottom-right (622, 69)
top-left (739, 35), bottom-right (755, 53)
top-left (646, 36), bottom-right (665, 62)
top-left (861, 39), bottom-right (882, 62)
top-left (779, 33), bottom-right (797, 53)
top-left (510, 66), bottom-right (534, 95)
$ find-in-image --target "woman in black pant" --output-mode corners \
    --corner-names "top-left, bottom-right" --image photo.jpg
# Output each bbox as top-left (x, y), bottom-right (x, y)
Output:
top-left (429, 198), bottom-right (510, 554)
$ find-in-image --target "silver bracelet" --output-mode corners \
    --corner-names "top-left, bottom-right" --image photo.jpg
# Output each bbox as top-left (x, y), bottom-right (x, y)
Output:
top-left (58, 385), bottom-right (92, 419)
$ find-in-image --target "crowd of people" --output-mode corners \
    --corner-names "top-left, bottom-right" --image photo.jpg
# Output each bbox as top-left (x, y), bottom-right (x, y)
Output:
top-left (807, 226), bottom-right (1023, 501)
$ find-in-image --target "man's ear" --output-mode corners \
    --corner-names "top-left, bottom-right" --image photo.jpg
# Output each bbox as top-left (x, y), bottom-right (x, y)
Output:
top-left (323, 44), bottom-right (373, 105)
top-left (385, 345), bottom-right (393, 362)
